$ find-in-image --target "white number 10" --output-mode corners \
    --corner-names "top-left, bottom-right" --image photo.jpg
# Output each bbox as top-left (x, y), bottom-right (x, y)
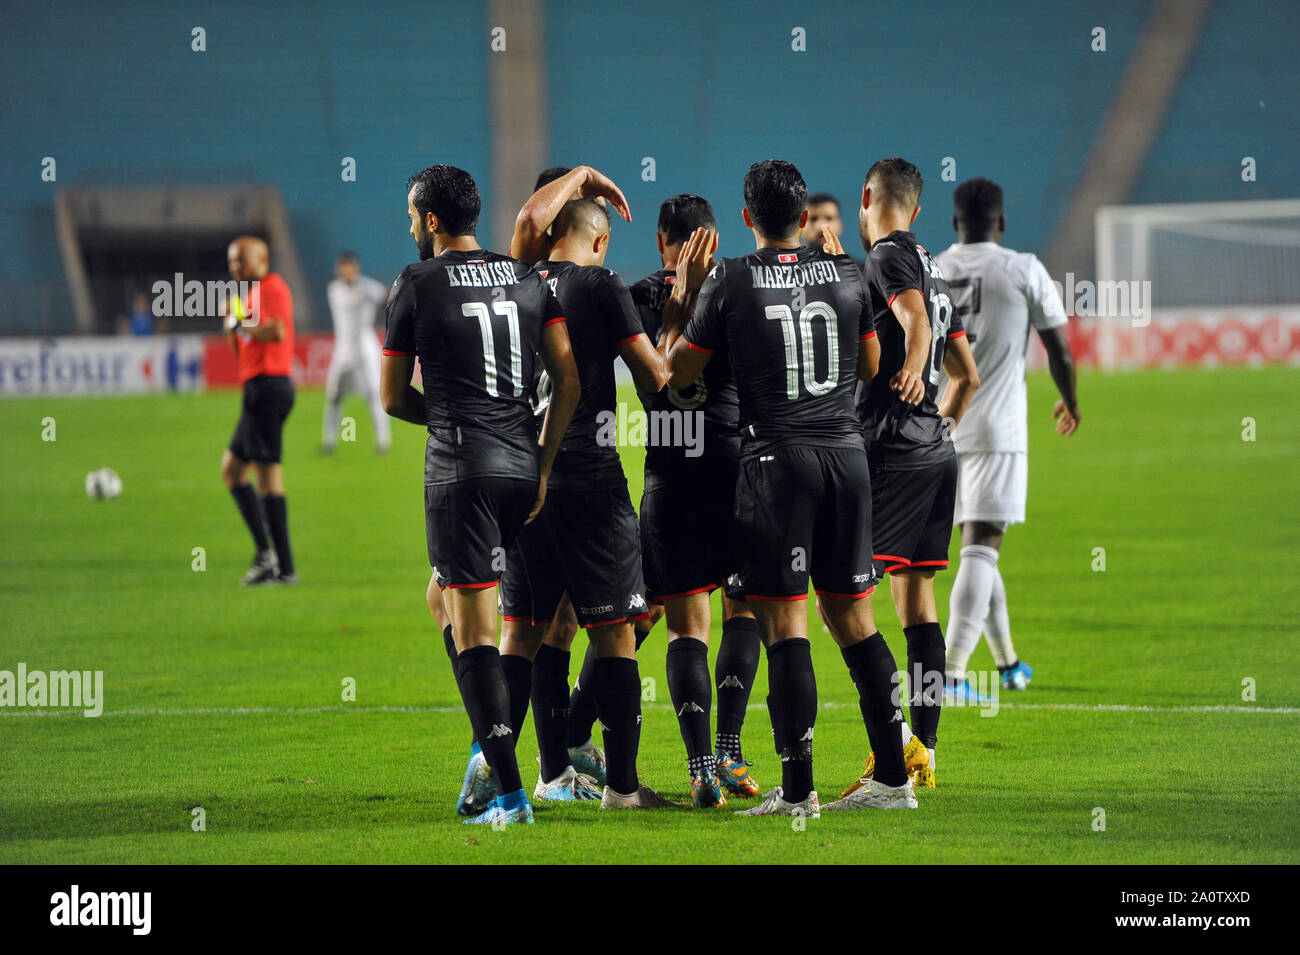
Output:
top-left (764, 301), bottom-right (839, 400)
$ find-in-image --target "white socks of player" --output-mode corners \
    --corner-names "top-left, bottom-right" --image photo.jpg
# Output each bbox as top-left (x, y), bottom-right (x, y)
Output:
top-left (984, 563), bottom-right (1017, 669)
top-left (946, 544), bottom-right (1000, 680)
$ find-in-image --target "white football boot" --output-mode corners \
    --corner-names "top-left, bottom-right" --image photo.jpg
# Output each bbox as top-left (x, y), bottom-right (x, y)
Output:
top-left (822, 776), bottom-right (918, 810)
top-left (734, 786), bottom-right (820, 818)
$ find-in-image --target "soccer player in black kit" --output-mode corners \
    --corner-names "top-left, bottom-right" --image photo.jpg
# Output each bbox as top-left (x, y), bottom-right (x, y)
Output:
top-left (836, 157), bottom-right (981, 801)
top-left (496, 197), bottom-right (677, 809)
top-left (632, 194), bottom-right (764, 807)
top-left (379, 164), bottom-right (581, 826)
top-left (668, 160), bottom-right (917, 815)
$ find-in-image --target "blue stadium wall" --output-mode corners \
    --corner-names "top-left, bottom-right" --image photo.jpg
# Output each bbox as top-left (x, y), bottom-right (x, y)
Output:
top-left (3, 0), bottom-right (1296, 334)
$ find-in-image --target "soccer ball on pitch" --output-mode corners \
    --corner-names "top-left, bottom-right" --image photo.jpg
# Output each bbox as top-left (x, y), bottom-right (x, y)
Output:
top-left (85, 468), bottom-right (123, 500)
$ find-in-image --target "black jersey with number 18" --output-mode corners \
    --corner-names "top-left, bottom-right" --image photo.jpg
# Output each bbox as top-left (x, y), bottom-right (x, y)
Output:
top-left (857, 230), bottom-right (965, 466)
top-left (383, 248), bottom-right (565, 486)
top-left (682, 244), bottom-right (870, 456)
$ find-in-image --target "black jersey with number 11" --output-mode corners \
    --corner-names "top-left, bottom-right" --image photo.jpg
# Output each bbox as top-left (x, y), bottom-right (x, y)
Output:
top-left (383, 248), bottom-right (565, 486)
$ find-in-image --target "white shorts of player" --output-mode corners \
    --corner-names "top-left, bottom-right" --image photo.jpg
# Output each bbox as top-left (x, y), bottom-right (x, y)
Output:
top-left (954, 451), bottom-right (1027, 527)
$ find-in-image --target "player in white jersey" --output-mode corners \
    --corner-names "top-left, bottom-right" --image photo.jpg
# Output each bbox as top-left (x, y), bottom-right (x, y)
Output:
top-left (935, 178), bottom-right (1081, 698)
top-left (322, 252), bottom-right (392, 454)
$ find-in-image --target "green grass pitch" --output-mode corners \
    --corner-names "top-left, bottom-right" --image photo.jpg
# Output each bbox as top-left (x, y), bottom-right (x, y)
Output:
top-left (1, 366), bottom-right (1297, 864)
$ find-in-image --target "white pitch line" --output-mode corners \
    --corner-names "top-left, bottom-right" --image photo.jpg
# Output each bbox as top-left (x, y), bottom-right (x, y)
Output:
top-left (0, 701), bottom-right (1295, 719)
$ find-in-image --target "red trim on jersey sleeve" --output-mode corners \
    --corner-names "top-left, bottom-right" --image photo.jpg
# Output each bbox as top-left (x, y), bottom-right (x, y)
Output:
top-left (542, 316), bottom-right (566, 328)
top-left (860, 331), bottom-right (877, 341)
top-left (616, 334), bottom-right (640, 345)
top-left (948, 330), bottom-right (967, 340)
top-left (886, 289), bottom-right (921, 309)
top-left (686, 341), bottom-right (714, 354)
top-left (382, 348), bottom-right (412, 357)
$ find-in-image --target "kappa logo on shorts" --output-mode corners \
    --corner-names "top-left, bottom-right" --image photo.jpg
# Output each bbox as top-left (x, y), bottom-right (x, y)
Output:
top-left (582, 604), bottom-right (615, 616)
top-left (628, 593), bottom-right (648, 612)
top-left (726, 574), bottom-right (743, 589)
top-left (852, 572), bottom-right (873, 583)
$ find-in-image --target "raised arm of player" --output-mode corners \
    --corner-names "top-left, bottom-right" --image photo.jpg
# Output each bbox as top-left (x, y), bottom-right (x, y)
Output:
top-left (380, 354), bottom-right (424, 425)
top-left (937, 332), bottom-right (979, 427)
top-left (889, 290), bottom-right (932, 405)
top-left (1038, 325), bottom-right (1080, 435)
top-left (659, 227), bottom-right (716, 359)
top-left (510, 165), bottom-right (632, 263)
top-left (531, 320), bottom-right (581, 522)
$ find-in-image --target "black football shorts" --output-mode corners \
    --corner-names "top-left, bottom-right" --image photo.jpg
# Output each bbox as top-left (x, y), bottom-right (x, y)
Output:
top-left (426, 475), bottom-right (538, 590)
top-left (228, 375), bottom-right (295, 464)
top-left (640, 459), bottom-right (744, 603)
top-left (869, 450), bottom-right (959, 576)
top-left (732, 444), bottom-right (877, 601)
top-left (519, 484), bottom-right (651, 629)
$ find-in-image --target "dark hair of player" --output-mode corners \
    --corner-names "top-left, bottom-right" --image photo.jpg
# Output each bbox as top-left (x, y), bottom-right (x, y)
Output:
top-left (406, 164), bottom-right (481, 236)
top-left (743, 159), bottom-right (808, 238)
top-left (336, 250), bottom-right (358, 264)
top-left (865, 157), bottom-right (924, 209)
top-left (806, 191), bottom-right (840, 210)
top-left (656, 194), bottom-right (716, 245)
top-left (952, 177), bottom-right (1004, 231)
top-left (554, 197), bottom-right (610, 239)
top-left (534, 166), bottom-right (572, 191)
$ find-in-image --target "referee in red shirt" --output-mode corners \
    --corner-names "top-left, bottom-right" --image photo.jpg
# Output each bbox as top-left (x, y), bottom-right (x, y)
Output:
top-left (220, 236), bottom-right (298, 585)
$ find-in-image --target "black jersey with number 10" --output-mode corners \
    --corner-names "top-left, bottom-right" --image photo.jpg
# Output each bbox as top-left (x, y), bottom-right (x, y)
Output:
top-left (383, 248), bottom-right (565, 486)
top-left (682, 244), bottom-right (871, 456)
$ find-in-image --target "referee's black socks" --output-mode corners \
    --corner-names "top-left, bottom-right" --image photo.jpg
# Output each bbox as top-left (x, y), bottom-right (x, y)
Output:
top-left (261, 493), bottom-right (294, 576)
top-left (230, 483), bottom-right (269, 553)
top-left (841, 633), bottom-right (908, 787)
top-left (455, 645), bottom-right (522, 794)
top-left (767, 638), bottom-right (816, 804)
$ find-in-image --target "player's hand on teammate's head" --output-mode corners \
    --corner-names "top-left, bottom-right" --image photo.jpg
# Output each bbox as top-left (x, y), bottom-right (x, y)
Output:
top-left (890, 368), bottom-right (925, 405)
top-left (1053, 399), bottom-right (1080, 435)
top-left (676, 227), bottom-right (716, 295)
top-left (821, 223), bottom-right (845, 257)
top-left (579, 166), bottom-right (632, 223)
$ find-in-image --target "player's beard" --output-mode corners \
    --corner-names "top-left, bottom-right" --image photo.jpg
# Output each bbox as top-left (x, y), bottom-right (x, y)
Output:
top-left (415, 227), bottom-right (436, 261)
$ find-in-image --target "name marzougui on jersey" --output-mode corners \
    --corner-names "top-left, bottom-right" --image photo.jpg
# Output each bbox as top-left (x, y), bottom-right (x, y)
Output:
top-left (749, 258), bottom-right (845, 290)
top-left (443, 261), bottom-right (519, 287)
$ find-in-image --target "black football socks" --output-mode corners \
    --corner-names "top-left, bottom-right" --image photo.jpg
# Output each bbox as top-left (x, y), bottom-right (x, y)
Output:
top-left (531, 644), bottom-right (572, 781)
top-left (455, 645), bottom-right (522, 794)
top-left (904, 622), bottom-right (946, 751)
top-left (260, 493), bottom-right (294, 576)
top-left (566, 642), bottom-right (599, 749)
top-left (841, 632), bottom-right (908, 787)
top-left (666, 638), bottom-right (713, 776)
top-left (715, 616), bottom-right (760, 761)
top-left (593, 656), bottom-right (642, 796)
top-left (499, 653), bottom-right (533, 752)
top-left (230, 483), bottom-right (269, 552)
top-left (767, 638), bottom-right (816, 804)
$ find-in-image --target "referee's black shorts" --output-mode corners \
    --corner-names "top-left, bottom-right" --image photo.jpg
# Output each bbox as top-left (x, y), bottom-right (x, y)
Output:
top-left (228, 375), bottom-right (295, 464)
